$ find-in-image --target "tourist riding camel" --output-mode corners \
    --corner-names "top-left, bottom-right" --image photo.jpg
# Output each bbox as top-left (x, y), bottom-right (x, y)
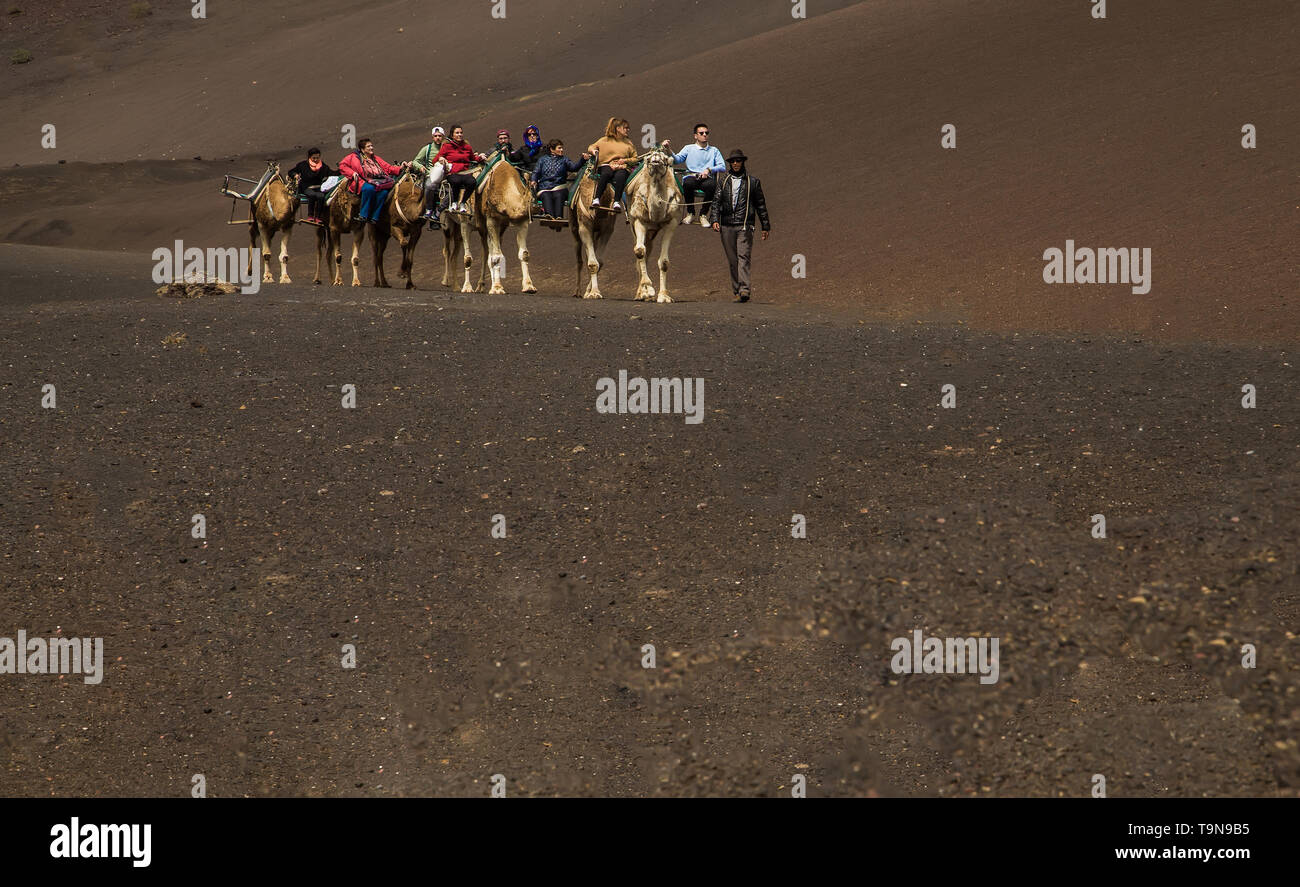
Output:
top-left (511, 124), bottom-right (545, 172)
top-left (531, 139), bottom-right (589, 221)
top-left (491, 129), bottom-right (515, 159)
top-left (337, 138), bottom-right (407, 226)
top-left (289, 147), bottom-right (336, 224)
top-left (587, 117), bottom-right (638, 213)
top-left (411, 125), bottom-right (448, 229)
top-left (433, 126), bottom-right (487, 215)
top-left (663, 123), bottom-right (724, 226)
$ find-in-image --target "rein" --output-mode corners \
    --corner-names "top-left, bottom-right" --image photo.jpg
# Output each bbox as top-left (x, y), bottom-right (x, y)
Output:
top-left (389, 170), bottom-right (425, 225)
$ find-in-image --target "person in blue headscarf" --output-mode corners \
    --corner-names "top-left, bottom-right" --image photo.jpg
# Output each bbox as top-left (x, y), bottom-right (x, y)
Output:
top-left (510, 124), bottom-right (545, 172)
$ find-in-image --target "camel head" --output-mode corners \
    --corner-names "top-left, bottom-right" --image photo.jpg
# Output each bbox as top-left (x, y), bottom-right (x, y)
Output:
top-left (644, 147), bottom-right (675, 180)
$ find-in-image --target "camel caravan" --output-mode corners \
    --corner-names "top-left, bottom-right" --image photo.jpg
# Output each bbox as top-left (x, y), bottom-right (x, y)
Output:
top-left (218, 117), bottom-right (761, 302)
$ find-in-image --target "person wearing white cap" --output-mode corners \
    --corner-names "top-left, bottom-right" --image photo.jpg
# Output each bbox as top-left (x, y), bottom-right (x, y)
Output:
top-left (411, 125), bottom-right (449, 230)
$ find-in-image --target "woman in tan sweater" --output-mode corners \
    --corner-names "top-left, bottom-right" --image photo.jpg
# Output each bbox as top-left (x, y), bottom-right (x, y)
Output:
top-left (587, 117), bottom-right (638, 212)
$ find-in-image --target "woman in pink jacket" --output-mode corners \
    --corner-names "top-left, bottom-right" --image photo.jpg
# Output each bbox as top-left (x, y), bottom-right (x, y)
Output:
top-left (337, 137), bottom-right (408, 225)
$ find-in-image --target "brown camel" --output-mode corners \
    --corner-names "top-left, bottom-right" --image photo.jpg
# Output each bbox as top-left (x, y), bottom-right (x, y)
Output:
top-left (372, 171), bottom-right (426, 289)
top-left (569, 165), bottom-right (618, 299)
top-left (326, 187), bottom-right (369, 287)
top-left (474, 158), bottom-right (537, 295)
top-left (623, 147), bottom-right (684, 302)
top-left (247, 163), bottom-right (298, 284)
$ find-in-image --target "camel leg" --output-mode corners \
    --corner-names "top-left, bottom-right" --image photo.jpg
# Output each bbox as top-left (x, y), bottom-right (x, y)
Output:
top-left (330, 224), bottom-right (345, 286)
top-left (572, 232), bottom-right (585, 298)
top-left (247, 223), bottom-right (258, 280)
top-left (389, 226), bottom-right (407, 283)
top-left (350, 224), bottom-right (364, 287)
top-left (259, 224), bottom-right (275, 283)
top-left (460, 217), bottom-right (475, 294)
top-left (515, 220), bottom-right (536, 294)
top-left (278, 224), bottom-right (293, 284)
top-left (441, 221), bottom-right (456, 288)
top-left (313, 226), bottom-right (325, 285)
top-left (400, 224), bottom-right (420, 290)
top-left (370, 224), bottom-right (391, 288)
top-left (632, 219), bottom-right (654, 301)
top-left (486, 220), bottom-right (506, 295)
top-left (592, 221), bottom-right (615, 299)
top-left (578, 224), bottom-right (602, 299)
top-left (655, 224), bottom-right (674, 303)
top-left (474, 223), bottom-right (489, 293)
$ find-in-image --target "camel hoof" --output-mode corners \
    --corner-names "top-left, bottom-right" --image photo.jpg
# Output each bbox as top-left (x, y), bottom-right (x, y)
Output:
top-left (582, 293), bottom-right (603, 300)
top-left (406, 281), bottom-right (416, 290)
top-left (352, 281), bottom-right (361, 288)
top-left (279, 275), bottom-right (292, 284)
top-left (657, 294), bottom-right (673, 303)
top-left (523, 286), bottom-right (538, 295)
top-left (489, 286), bottom-right (506, 296)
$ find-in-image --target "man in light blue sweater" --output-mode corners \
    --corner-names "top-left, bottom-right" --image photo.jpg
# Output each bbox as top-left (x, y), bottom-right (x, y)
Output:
top-left (662, 123), bottom-right (725, 226)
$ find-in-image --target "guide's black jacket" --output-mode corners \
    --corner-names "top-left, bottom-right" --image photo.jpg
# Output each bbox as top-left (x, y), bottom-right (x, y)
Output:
top-left (707, 171), bottom-right (771, 231)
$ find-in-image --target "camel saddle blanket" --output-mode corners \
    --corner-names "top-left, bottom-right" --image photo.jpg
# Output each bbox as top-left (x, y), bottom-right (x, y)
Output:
top-left (324, 179), bottom-right (346, 207)
top-left (251, 165), bottom-right (283, 202)
top-left (472, 154), bottom-right (504, 191)
top-left (567, 160), bottom-right (596, 209)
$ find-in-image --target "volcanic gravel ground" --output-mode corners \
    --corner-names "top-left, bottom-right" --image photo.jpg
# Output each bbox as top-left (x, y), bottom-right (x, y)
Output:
top-left (0, 254), bottom-right (1295, 796)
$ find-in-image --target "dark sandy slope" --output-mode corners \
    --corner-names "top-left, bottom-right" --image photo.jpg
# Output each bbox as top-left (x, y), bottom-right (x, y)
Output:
top-left (0, 246), bottom-right (1295, 796)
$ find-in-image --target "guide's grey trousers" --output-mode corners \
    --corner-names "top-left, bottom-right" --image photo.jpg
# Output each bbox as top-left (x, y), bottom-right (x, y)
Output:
top-left (719, 224), bottom-right (753, 297)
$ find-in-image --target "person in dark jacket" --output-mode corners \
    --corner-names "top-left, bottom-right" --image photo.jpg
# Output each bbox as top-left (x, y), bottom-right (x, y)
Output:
top-left (510, 124), bottom-right (545, 172)
top-left (492, 129), bottom-right (515, 159)
top-left (708, 148), bottom-right (771, 303)
top-left (530, 139), bottom-right (590, 220)
top-left (289, 147), bottom-right (336, 224)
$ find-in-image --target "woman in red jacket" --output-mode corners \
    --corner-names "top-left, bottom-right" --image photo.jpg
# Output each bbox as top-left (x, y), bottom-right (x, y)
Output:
top-left (432, 125), bottom-right (487, 214)
top-left (337, 137), bottom-right (408, 225)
